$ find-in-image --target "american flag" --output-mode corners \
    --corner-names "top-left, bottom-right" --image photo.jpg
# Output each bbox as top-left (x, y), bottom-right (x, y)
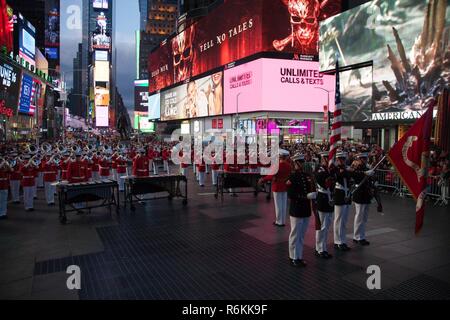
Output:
top-left (329, 59), bottom-right (341, 166)
top-left (29, 80), bottom-right (37, 115)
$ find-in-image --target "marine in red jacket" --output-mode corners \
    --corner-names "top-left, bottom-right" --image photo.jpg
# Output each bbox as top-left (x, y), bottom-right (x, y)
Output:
top-left (67, 154), bottom-right (87, 183)
top-left (0, 161), bottom-right (12, 219)
top-left (132, 150), bottom-right (149, 177)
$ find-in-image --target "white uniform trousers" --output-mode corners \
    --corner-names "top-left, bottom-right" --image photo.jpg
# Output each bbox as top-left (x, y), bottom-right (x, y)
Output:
top-left (273, 192), bottom-right (288, 225)
top-left (164, 160), bottom-right (170, 174)
top-left (33, 179), bottom-right (37, 198)
top-left (0, 189), bottom-right (8, 217)
top-left (112, 169), bottom-right (118, 181)
top-left (198, 172), bottom-right (205, 186)
top-left (180, 167), bottom-right (187, 177)
top-left (212, 170), bottom-right (219, 185)
top-left (315, 211), bottom-right (333, 253)
top-left (10, 180), bottom-right (20, 202)
top-left (92, 172), bottom-right (100, 181)
top-left (334, 204), bottom-right (350, 245)
top-left (153, 162), bottom-right (159, 175)
top-left (118, 175), bottom-right (126, 192)
top-left (44, 182), bottom-right (56, 204)
top-left (37, 172), bottom-right (44, 188)
top-left (57, 171), bottom-right (61, 181)
top-left (354, 203), bottom-right (370, 241)
top-left (289, 216), bottom-right (310, 260)
top-left (23, 186), bottom-right (34, 210)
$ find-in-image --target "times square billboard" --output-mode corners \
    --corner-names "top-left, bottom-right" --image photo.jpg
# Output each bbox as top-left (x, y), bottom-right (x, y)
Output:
top-left (149, 0), bottom-right (342, 94)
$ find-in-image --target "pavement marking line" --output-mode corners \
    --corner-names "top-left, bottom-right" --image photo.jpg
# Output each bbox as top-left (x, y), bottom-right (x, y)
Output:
top-left (346, 227), bottom-right (397, 239)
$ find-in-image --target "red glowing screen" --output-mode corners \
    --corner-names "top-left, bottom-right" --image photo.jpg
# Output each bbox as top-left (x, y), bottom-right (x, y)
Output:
top-left (149, 0), bottom-right (341, 94)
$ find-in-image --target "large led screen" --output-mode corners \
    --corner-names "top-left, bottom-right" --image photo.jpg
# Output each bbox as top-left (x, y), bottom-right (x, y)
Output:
top-left (134, 80), bottom-right (149, 113)
top-left (339, 66), bottom-right (373, 123)
top-left (160, 71), bottom-right (223, 121)
top-left (94, 61), bottom-right (110, 82)
top-left (18, 13), bottom-right (36, 67)
top-left (0, 61), bottom-right (21, 117)
top-left (45, 0), bottom-right (59, 48)
top-left (18, 73), bottom-right (42, 116)
top-left (149, 0), bottom-right (341, 94)
top-left (0, 0), bottom-right (14, 53)
top-left (224, 58), bottom-right (335, 114)
top-left (320, 0), bottom-right (450, 114)
top-left (148, 93), bottom-right (160, 120)
top-left (95, 106), bottom-right (109, 127)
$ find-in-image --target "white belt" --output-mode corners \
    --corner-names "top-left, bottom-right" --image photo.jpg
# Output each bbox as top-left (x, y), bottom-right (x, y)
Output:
top-left (0, 178), bottom-right (8, 181)
top-left (137, 169), bottom-right (147, 172)
top-left (317, 185), bottom-right (332, 203)
top-left (336, 182), bottom-right (350, 198)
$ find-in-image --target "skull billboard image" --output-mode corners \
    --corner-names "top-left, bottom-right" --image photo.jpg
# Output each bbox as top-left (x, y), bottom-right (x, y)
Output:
top-left (273, 0), bottom-right (339, 55)
top-left (172, 25), bottom-right (196, 84)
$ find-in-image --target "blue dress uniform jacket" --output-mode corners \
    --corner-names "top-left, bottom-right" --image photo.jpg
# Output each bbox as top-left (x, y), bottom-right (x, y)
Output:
top-left (352, 166), bottom-right (373, 205)
top-left (287, 171), bottom-right (314, 218)
top-left (315, 167), bottom-right (334, 212)
top-left (333, 165), bottom-right (353, 206)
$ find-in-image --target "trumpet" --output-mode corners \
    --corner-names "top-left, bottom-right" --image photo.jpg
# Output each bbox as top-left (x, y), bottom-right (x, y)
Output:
top-left (57, 144), bottom-right (67, 154)
top-left (41, 142), bottom-right (52, 155)
top-left (27, 144), bottom-right (39, 155)
top-left (0, 157), bottom-right (12, 169)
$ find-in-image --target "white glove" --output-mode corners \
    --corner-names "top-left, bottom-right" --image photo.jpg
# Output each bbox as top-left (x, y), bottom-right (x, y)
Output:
top-left (365, 170), bottom-right (375, 177)
top-left (307, 192), bottom-right (318, 200)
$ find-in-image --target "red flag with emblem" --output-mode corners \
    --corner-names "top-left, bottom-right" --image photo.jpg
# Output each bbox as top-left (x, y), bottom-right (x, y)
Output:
top-left (387, 100), bottom-right (436, 234)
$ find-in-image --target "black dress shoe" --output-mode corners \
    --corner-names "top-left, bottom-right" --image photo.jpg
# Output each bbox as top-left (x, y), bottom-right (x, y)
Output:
top-left (48, 203), bottom-right (55, 206)
top-left (13, 201), bottom-right (20, 204)
top-left (290, 259), bottom-right (307, 267)
top-left (334, 244), bottom-right (351, 251)
top-left (353, 239), bottom-right (370, 246)
top-left (321, 251), bottom-right (333, 259)
top-left (0, 216), bottom-right (8, 220)
top-left (273, 222), bottom-right (285, 227)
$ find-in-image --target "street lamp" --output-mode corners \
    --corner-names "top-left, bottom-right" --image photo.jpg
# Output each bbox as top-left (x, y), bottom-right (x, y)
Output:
top-left (314, 87), bottom-right (334, 138)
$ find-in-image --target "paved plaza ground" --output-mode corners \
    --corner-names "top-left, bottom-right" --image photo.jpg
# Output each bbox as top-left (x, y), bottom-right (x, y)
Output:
top-left (0, 170), bottom-right (449, 300)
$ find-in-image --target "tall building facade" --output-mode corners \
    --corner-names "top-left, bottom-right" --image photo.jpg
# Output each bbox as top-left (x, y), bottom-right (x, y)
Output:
top-left (138, 0), bottom-right (178, 80)
top-left (138, 0), bottom-right (148, 31)
top-left (78, 0), bottom-right (114, 128)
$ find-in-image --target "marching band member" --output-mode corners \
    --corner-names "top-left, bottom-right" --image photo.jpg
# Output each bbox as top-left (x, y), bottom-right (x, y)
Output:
top-left (21, 155), bottom-right (36, 212)
top-left (333, 152), bottom-right (353, 251)
top-left (37, 155), bottom-right (45, 188)
top-left (60, 153), bottom-right (71, 181)
top-left (224, 152), bottom-right (241, 197)
top-left (83, 154), bottom-right (94, 182)
top-left (211, 151), bottom-right (220, 186)
top-left (259, 149), bottom-right (291, 227)
top-left (147, 146), bottom-right (154, 175)
top-left (92, 152), bottom-right (100, 181)
top-left (153, 147), bottom-right (160, 175)
top-left (116, 154), bottom-right (128, 192)
top-left (43, 156), bottom-right (58, 205)
top-left (133, 148), bottom-right (149, 177)
top-left (67, 151), bottom-right (87, 183)
top-left (111, 151), bottom-right (119, 181)
top-left (287, 153), bottom-right (317, 267)
top-left (162, 147), bottom-right (171, 174)
top-left (179, 150), bottom-right (189, 177)
top-left (314, 152), bottom-right (334, 259)
top-left (197, 160), bottom-right (206, 187)
top-left (32, 158), bottom-right (39, 199)
top-left (352, 153), bottom-right (375, 246)
top-left (0, 159), bottom-right (12, 219)
top-left (9, 155), bottom-right (22, 204)
top-left (99, 151), bottom-right (112, 180)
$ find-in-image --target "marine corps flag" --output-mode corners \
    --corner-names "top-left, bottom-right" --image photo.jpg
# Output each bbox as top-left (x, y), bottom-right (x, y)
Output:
top-left (387, 100), bottom-right (436, 234)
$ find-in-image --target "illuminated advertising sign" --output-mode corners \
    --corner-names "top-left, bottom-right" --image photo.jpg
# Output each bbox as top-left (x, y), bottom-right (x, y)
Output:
top-left (45, 47), bottom-right (58, 59)
top-left (149, 0), bottom-right (341, 93)
top-left (148, 93), bottom-right (160, 120)
top-left (18, 73), bottom-right (43, 116)
top-left (44, 0), bottom-right (59, 48)
top-left (18, 13), bottom-right (36, 68)
top-left (134, 80), bottom-right (148, 113)
top-left (94, 61), bottom-right (110, 82)
top-left (0, 0), bottom-right (14, 53)
top-left (287, 119), bottom-right (313, 135)
top-left (95, 106), bottom-right (109, 127)
top-left (95, 85), bottom-right (110, 106)
top-left (95, 50), bottom-right (108, 61)
top-left (93, 0), bottom-right (108, 9)
top-left (92, 12), bottom-right (111, 50)
top-left (224, 58), bottom-right (335, 114)
top-left (320, 0), bottom-right (449, 116)
top-left (0, 61), bottom-right (21, 117)
top-left (134, 115), bottom-right (155, 133)
top-left (160, 71), bottom-right (223, 121)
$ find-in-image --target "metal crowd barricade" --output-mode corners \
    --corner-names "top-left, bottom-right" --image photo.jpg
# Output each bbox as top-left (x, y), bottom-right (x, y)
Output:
top-left (374, 170), bottom-right (449, 206)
